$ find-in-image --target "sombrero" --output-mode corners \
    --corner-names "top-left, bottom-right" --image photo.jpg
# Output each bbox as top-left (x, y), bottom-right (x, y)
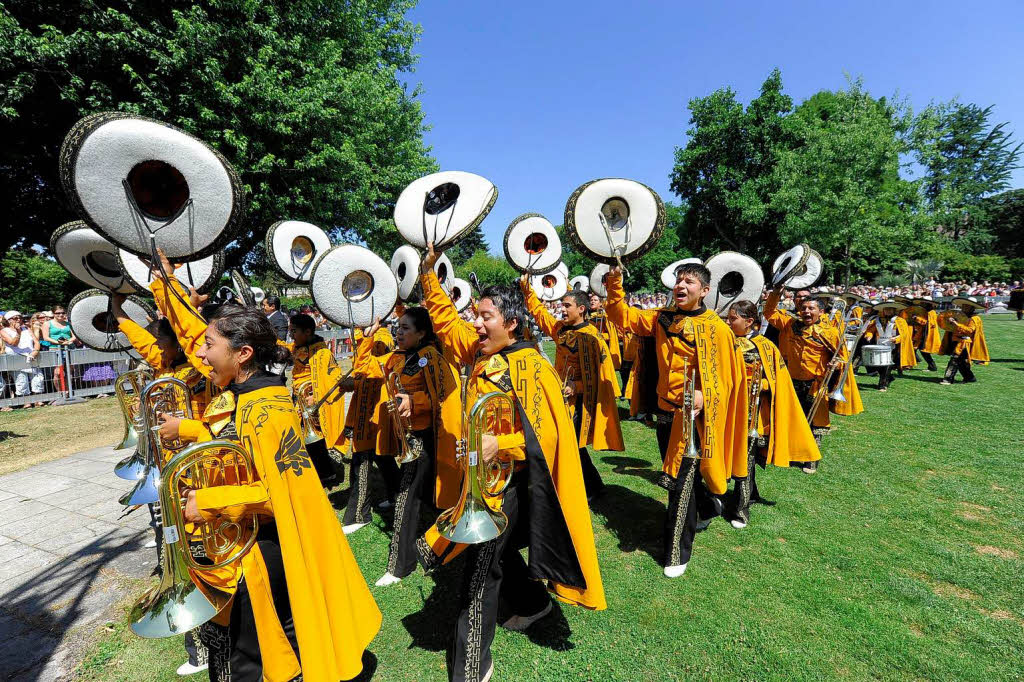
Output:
top-left (703, 251), bottom-right (764, 315)
top-left (51, 221), bottom-right (135, 293)
top-left (839, 292), bottom-right (867, 306)
top-left (117, 249), bottom-right (223, 294)
top-left (569, 275), bottom-right (590, 292)
top-left (893, 295), bottom-right (913, 305)
top-left (951, 296), bottom-right (986, 310)
top-left (434, 253), bottom-right (455, 292)
top-left (68, 289), bottom-right (156, 352)
top-left (589, 263), bottom-right (612, 298)
top-left (310, 244), bottom-right (397, 328)
top-left (266, 220), bottom-right (332, 283)
top-left (531, 263), bottom-right (569, 302)
top-left (564, 178), bottom-right (666, 266)
top-left (660, 257), bottom-right (703, 289)
top-left (448, 277), bottom-right (473, 312)
top-left (393, 171), bottom-right (497, 249)
top-left (59, 112), bottom-right (244, 261)
top-left (391, 245), bottom-right (422, 301)
top-left (873, 301), bottom-right (905, 315)
top-left (503, 213), bottom-right (562, 274)
top-left (771, 244), bottom-right (823, 289)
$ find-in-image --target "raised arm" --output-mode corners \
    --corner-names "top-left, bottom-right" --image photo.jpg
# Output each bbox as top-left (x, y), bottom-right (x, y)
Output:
top-left (605, 270), bottom-right (659, 336)
top-left (519, 276), bottom-right (562, 339)
top-left (763, 287), bottom-right (792, 332)
top-left (420, 270), bottom-right (479, 366)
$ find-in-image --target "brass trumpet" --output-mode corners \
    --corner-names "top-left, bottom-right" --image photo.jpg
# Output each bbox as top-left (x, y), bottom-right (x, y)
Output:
top-left (377, 359), bottom-right (424, 465)
top-left (741, 341), bottom-right (763, 442)
top-left (681, 366), bottom-right (702, 460)
top-left (436, 368), bottom-right (514, 544)
top-left (113, 368), bottom-right (153, 480)
top-left (293, 379), bottom-right (322, 444)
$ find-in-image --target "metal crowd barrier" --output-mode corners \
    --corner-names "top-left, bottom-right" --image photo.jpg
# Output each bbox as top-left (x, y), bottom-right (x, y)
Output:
top-left (0, 347), bottom-right (133, 409)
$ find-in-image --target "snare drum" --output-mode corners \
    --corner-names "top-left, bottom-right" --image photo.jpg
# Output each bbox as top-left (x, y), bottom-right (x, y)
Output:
top-left (862, 344), bottom-right (893, 367)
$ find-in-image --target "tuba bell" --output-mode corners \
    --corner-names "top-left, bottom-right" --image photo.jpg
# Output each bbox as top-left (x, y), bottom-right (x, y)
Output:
top-left (436, 369), bottom-right (515, 544)
top-left (119, 376), bottom-right (193, 506)
top-left (293, 379), bottom-right (323, 444)
top-left (113, 368), bottom-right (154, 480)
top-left (377, 360), bottom-right (425, 465)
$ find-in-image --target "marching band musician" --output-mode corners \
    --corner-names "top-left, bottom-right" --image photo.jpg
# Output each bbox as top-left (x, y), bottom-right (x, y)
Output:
top-left (863, 302), bottom-right (915, 391)
top-left (520, 281), bottom-right (624, 499)
top-left (939, 297), bottom-right (991, 385)
top-left (335, 322), bottom-right (401, 533)
top-left (588, 291), bottom-right (623, 374)
top-left (910, 298), bottom-right (941, 371)
top-left (605, 263), bottom-right (749, 578)
top-left (763, 283), bottom-right (863, 470)
top-left (285, 313), bottom-right (339, 486)
top-left (362, 307), bottom-right (462, 587)
top-left (418, 243), bottom-right (605, 682)
top-left (724, 301), bottom-right (821, 529)
top-left (163, 306), bottom-right (382, 681)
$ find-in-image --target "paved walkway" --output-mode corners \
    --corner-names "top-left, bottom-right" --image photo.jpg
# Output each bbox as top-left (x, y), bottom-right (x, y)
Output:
top-left (0, 445), bottom-right (157, 681)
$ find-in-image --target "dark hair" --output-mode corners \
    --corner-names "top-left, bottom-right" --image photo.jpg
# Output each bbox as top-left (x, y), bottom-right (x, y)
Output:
top-left (729, 300), bottom-right (760, 324)
top-left (479, 285), bottom-right (528, 340)
top-left (562, 290), bottom-right (590, 313)
top-left (400, 306), bottom-right (439, 348)
top-left (145, 318), bottom-right (179, 347)
top-left (200, 302), bottom-right (223, 320)
top-left (799, 297), bottom-right (822, 310)
top-left (300, 304), bottom-right (313, 314)
top-left (675, 263), bottom-right (711, 289)
top-left (291, 313), bottom-right (315, 332)
top-left (265, 295), bottom-right (281, 311)
top-left (211, 306), bottom-right (291, 370)
top-left (795, 289), bottom-right (811, 299)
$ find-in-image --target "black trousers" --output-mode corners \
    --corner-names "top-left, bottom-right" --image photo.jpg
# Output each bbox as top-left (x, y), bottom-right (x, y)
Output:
top-left (620, 361), bottom-right (633, 397)
top-left (918, 350), bottom-right (937, 371)
top-left (943, 350), bottom-right (977, 383)
top-left (306, 437), bottom-right (341, 487)
top-left (728, 446), bottom-right (766, 525)
top-left (572, 396), bottom-right (605, 498)
top-left (343, 449), bottom-right (401, 525)
top-left (449, 477), bottom-right (549, 682)
top-left (878, 364), bottom-right (896, 389)
top-left (656, 420), bottom-right (721, 567)
top-left (201, 525), bottom-right (299, 682)
top-left (386, 430), bottom-right (435, 579)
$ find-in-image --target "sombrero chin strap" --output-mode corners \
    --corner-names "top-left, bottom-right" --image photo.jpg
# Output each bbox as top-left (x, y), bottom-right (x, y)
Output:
top-left (597, 211), bottom-right (631, 278)
top-left (421, 190), bottom-right (458, 248)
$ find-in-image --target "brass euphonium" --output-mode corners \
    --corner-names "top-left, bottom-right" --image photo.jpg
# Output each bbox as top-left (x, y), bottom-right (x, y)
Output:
top-left (293, 379), bottom-right (322, 444)
top-left (436, 368), bottom-right (514, 544)
top-left (129, 438), bottom-right (260, 638)
top-left (377, 359), bottom-right (424, 465)
top-left (807, 327), bottom-right (846, 420)
top-left (113, 368), bottom-right (154, 480)
top-left (119, 377), bottom-right (193, 507)
top-left (682, 366), bottom-right (702, 460)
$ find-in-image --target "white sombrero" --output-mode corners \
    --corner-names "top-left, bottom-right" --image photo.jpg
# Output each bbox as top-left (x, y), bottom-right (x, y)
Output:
top-left (704, 251), bottom-right (765, 315)
top-left (266, 220), bottom-right (332, 283)
top-left (531, 263), bottom-right (569, 302)
top-left (228, 269), bottom-right (259, 308)
top-left (434, 253), bottom-right (455, 292)
top-left (391, 245), bottom-right (422, 301)
top-left (393, 171), bottom-right (498, 249)
top-left (310, 244), bottom-right (397, 328)
top-left (874, 301), bottom-right (905, 315)
top-left (951, 296), bottom-right (986, 310)
top-left (117, 249), bottom-right (223, 294)
top-left (68, 289), bottom-right (156, 352)
top-left (771, 244), bottom-right (823, 289)
top-left (564, 178), bottom-right (666, 265)
top-left (448, 277), bottom-right (474, 312)
top-left (570, 275), bottom-right (590, 292)
top-left (51, 221), bottom-right (135, 293)
top-left (660, 257), bottom-right (704, 289)
top-left (503, 213), bottom-right (562, 274)
top-left (589, 263), bottom-right (612, 298)
top-left (59, 112), bottom-right (244, 261)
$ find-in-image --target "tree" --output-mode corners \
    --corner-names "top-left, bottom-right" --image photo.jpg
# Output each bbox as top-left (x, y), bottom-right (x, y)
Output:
top-left (911, 101), bottom-right (1022, 252)
top-left (977, 188), bottom-right (1024, 258)
top-left (454, 249), bottom-right (519, 289)
top-left (904, 259), bottom-right (944, 284)
top-left (770, 81), bottom-right (921, 285)
top-left (0, 250), bottom-right (84, 311)
top-left (669, 69), bottom-right (795, 263)
top-left (0, 0), bottom-right (435, 270)
top-left (444, 225), bottom-right (489, 266)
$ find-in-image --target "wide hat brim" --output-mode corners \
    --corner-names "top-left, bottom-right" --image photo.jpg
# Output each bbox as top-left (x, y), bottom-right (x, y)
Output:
top-left (660, 258), bottom-right (703, 289)
top-left (564, 178), bottom-right (666, 265)
top-left (391, 245), bottom-right (422, 301)
top-left (503, 213), bottom-right (562, 274)
top-left (310, 244), bottom-right (397, 328)
top-left (531, 263), bottom-right (569, 302)
top-left (569, 275), bottom-right (590, 292)
top-left (266, 220), bottom-right (332, 283)
top-left (117, 248), bottom-right (223, 294)
top-left (68, 289), bottom-right (156, 351)
top-left (448, 277), bottom-right (473, 312)
top-left (59, 112), bottom-right (244, 261)
top-left (393, 170), bottom-right (497, 249)
top-left (589, 263), bottom-right (611, 298)
top-left (51, 221), bottom-right (136, 293)
top-left (703, 251), bottom-right (765, 315)
top-left (951, 296), bottom-right (986, 310)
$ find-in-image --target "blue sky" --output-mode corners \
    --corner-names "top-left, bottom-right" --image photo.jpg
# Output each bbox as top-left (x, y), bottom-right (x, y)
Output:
top-left (402, 0), bottom-right (1024, 255)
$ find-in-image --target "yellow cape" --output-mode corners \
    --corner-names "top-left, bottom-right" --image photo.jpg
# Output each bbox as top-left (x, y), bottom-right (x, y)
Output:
top-left (750, 336), bottom-right (821, 466)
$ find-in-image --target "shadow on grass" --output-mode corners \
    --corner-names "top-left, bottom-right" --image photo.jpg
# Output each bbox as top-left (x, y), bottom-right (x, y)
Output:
top-left (0, 430), bottom-right (28, 443)
top-left (589, 483), bottom-right (664, 563)
top-left (602, 455), bottom-right (661, 485)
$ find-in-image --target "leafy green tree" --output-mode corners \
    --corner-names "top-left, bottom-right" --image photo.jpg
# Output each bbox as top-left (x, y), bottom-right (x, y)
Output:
top-left (0, 0), bottom-right (435, 270)
top-left (444, 225), bottom-right (489, 266)
top-left (0, 250), bottom-right (84, 311)
top-left (911, 101), bottom-right (1022, 252)
top-left (977, 188), bottom-right (1024, 258)
top-left (669, 69), bottom-right (795, 263)
top-left (771, 81), bottom-right (921, 286)
top-left (454, 249), bottom-right (519, 289)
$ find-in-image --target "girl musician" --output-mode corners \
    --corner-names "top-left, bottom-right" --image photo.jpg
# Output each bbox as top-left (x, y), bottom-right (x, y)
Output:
top-left (364, 306), bottom-right (461, 587)
top-left (724, 301), bottom-right (821, 529)
top-left (285, 313), bottom-right (339, 486)
top-left (160, 305), bottom-right (382, 681)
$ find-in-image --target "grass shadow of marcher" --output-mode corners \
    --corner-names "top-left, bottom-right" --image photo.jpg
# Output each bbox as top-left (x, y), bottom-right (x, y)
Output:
top-left (515, 599), bottom-right (574, 652)
top-left (601, 455), bottom-right (661, 485)
top-left (401, 555), bottom-right (467, 652)
top-left (588, 483), bottom-right (665, 563)
top-left (0, 430), bottom-right (28, 443)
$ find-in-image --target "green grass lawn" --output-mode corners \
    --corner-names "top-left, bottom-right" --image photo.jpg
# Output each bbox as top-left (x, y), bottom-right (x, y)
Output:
top-left (77, 317), bottom-right (1024, 681)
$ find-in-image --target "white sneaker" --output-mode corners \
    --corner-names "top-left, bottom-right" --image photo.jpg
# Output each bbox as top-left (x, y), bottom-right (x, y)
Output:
top-left (343, 522), bottom-right (368, 535)
top-left (176, 661), bottom-right (208, 676)
top-left (375, 572), bottom-right (402, 587)
top-left (500, 601), bottom-right (552, 631)
top-left (481, 661), bottom-right (494, 682)
top-left (664, 563), bottom-right (687, 578)
top-left (144, 538), bottom-right (158, 548)
top-left (730, 519), bottom-right (747, 529)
